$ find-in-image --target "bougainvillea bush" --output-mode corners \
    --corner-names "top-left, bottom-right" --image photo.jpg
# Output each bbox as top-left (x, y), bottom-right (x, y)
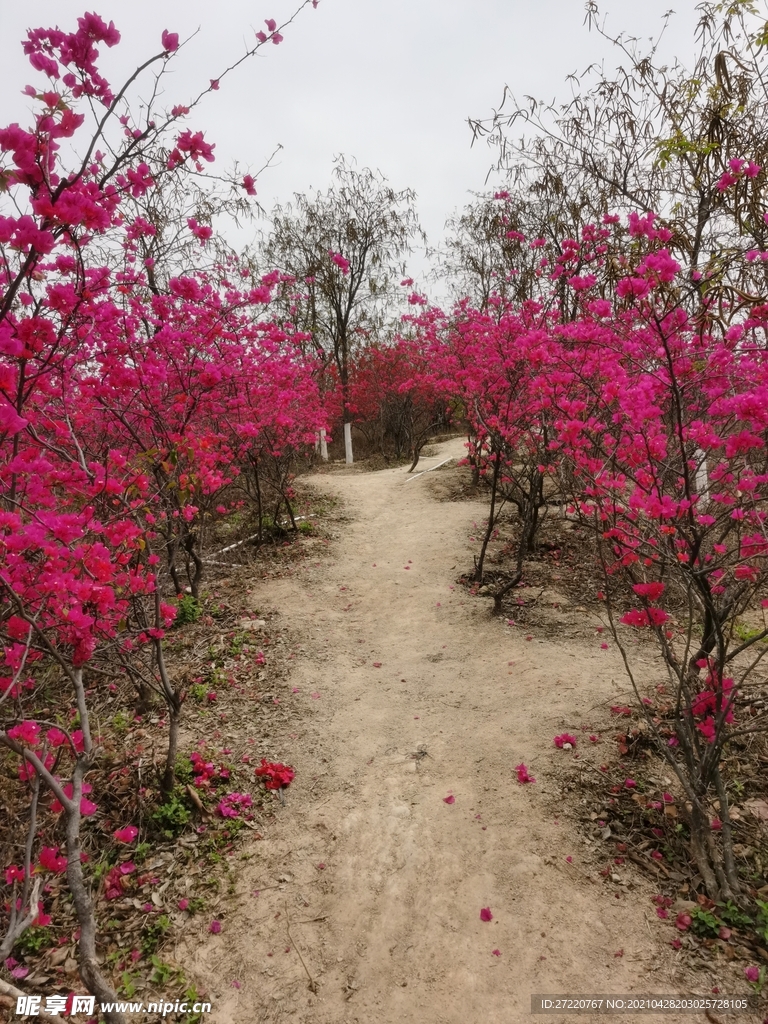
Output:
top-left (412, 205), bottom-right (768, 906)
top-left (545, 216), bottom-right (768, 903)
top-left (0, 9), bottom-right (320, 1016)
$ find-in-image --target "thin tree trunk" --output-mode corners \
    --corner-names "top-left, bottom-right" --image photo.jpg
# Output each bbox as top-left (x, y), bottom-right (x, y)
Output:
top-left (474, 449), bottom-right (501, 583)
top-left (66, 753), bottom-right (126, 1024)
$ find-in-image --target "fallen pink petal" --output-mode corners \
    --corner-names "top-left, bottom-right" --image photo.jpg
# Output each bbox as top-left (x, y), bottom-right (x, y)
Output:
top-left (443, 795), bottom-right (455, 804)
top-left (480, 907), bottom-right (493, 922)
top-left (113, 826), bottom-right (138, 844)
top-left (554, 732), bottom-right (577, 748)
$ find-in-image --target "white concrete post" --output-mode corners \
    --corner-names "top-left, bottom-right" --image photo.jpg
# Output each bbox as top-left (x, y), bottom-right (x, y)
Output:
top-left (344, 422), bottom-right (353, 464)
top-left (695, 447), bottom-right (709, 508)
top-left (318, 428), bottom-right (328, 461)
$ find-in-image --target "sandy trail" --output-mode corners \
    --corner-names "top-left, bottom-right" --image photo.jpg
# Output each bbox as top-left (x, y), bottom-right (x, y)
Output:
top-left (191, 437), bottom-right (702, 1024)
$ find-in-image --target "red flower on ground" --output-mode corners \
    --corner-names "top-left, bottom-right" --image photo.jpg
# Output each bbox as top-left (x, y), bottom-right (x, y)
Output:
top-left (255, 758), bottom-right (295, 790)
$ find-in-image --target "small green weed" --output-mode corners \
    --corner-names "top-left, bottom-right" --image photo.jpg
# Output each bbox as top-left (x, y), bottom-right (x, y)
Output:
top-left (134, 841), bottom-right (151, 863)
top-left (14, 927), bottom-right (53, 955)
top-left (150, 789), bottom-right (191, 838)
top-left (174, 595), bottom-right (202, 626)
top-left (141, 914), bottom-right (171, 955)
top-left (733, 621), bottom-right (768, 645)
top-left (690, 906), bottom-right (721, 938)
top-left (718, 900), bottom-right (753, 929)
top-left (149, 954), bottom-right (184, 986)
top-left (174, 756), bottom-right (194, 785)
top-left (755, 900), bottom-right (768, 944)
top-left (119, 972), bottom-right (138, 998)
top-left (112, 710), bottom-right (130, 734)
top-left (180, 987), bottom-right (209, 1024)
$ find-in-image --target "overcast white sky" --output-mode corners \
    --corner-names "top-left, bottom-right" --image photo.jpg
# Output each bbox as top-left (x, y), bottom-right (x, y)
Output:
top-left (1, 0), bottom-right (698, 286)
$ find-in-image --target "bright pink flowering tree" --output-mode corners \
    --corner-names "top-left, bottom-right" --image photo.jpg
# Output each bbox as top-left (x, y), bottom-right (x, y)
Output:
top-left (422, 200), bottom-right (768, 900)
top-left (348, 336), bottom-right (452, 468)
top-left (539, 217), bottom-right (768, 901)
top-left (0, 9), bottom-right (321, 1015)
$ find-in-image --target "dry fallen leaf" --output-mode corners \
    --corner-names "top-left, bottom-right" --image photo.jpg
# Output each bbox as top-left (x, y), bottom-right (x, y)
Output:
top-left (745, 798), bottom-right (768, 821)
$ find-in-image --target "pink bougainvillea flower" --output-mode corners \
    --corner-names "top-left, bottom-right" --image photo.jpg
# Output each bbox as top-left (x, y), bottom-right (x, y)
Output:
top-left (7, 721), bottom-right (40, 745)
top-left (178, 898), bottom-right (189, 910)
top-left (443, 794), bottom-right (455, 804)
top-left (480, 907), bottom-right (493, 922)
top-left (624, 778), bottom-right (636, 789)
top-left (491, 949), bottom-right (501, 956)
top-left (675, 912), bottom-right (692, 932)
top-left (32, 904), bottom-right (51, 927)
top-left (745, 965), bottom-right (760, 983)
top-left (632, 582), bottom-right (665, 601)
top-left (209, 919), bottom-right (222, 934)
top-left (113, 826), bottom-right (138, 844)
top-left (553, 733), bottom-right (577, 748)
top-left (5, 865), bottom-right (25, 885)
top-left (255, 758), bottom-right (295, 790)
top-left (46, 727), bottom-right (68, 747)
top-left (515, 763), bottom-right (535, 783)
top-left (38, 847), bottom-right (67, 873)
top-left (670, 938), bottom-right (682, 950)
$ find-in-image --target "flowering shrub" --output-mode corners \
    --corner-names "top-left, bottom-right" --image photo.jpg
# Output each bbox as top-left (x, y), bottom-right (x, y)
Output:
top-left (0, 9), bottom-right (319, 1017)
top-left (408, 203), bottom-right (768, 903)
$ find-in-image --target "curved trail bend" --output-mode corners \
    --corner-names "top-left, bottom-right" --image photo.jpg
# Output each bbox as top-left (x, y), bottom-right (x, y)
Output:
top-left (191, 437), bottom-right (695, 1024)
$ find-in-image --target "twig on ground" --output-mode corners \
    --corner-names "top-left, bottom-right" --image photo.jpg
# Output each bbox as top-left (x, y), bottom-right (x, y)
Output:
top-left (284, 902), bottom-right (318, 994)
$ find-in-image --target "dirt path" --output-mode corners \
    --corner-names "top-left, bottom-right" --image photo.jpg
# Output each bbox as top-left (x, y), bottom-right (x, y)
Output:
top-left (188, 438), bottom-right (708, 1024)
